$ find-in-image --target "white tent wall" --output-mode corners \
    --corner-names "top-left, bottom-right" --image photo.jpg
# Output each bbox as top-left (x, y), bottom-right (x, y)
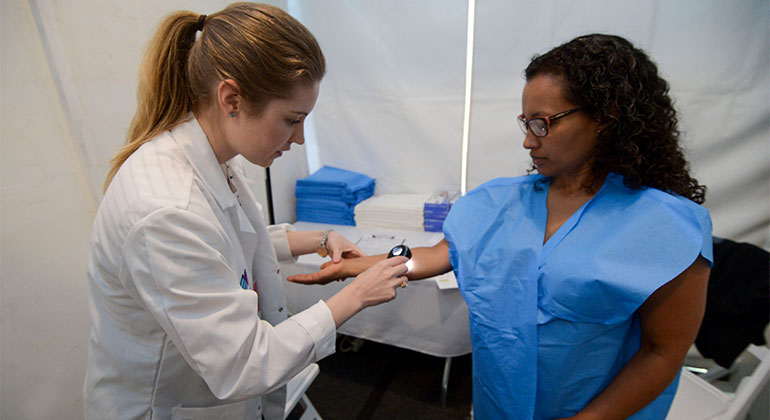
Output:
top-left (467, 0), bottom-right (770, 247)
top-left (0, 1), bottom-right (283, 418)
top-left (288, 0), bottom-right (469, 196)
top-left (1, 3), bottom-right (96, 419)
top-left (0, 0), bottom-right (767, 419)
top-left (292, 0), bottom-right (769, 247)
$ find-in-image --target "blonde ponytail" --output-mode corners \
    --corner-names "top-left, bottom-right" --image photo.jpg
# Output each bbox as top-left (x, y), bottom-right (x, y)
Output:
top-left (104, 11), bottom-right (201, 190)
top-left (104, 4), bottom-right (325, 191)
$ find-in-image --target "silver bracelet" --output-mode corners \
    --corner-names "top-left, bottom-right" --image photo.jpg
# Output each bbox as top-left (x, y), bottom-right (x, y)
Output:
top-left (316, 228), bottom-right (332, 257)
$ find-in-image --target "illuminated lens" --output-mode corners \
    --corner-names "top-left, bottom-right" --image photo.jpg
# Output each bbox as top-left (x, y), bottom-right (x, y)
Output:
top-left (518, 116), bottom-right (549, 137)
top-left (529, 119), bottom-right (548, 137)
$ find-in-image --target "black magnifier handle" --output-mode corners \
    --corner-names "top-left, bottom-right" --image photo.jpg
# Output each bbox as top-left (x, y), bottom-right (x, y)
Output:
top-left (387, 244), bottom-right (412, 259)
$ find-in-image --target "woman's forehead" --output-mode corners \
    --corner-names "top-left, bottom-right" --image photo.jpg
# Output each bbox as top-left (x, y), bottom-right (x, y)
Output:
top-left (522, 75), bottom-right (572, 113)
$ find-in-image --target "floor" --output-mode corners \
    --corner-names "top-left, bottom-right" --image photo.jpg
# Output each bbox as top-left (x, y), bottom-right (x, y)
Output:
top-left (289, 337), bottom-right (769, 420)
top-left (288, 334), bottom-right (473, 420)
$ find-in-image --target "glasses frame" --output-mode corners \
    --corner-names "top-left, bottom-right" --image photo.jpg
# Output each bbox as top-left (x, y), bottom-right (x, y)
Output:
top-left (517, 106), bottom-right (584, 138)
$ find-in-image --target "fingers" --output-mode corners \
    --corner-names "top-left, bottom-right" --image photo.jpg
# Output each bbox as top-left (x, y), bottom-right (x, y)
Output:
top-left (326, 231), bottom-right (367, 262)
top-left (388, 256), bottom-right (410, 276)
top-left (331, 246), bottom-right (366, 262)
top-left (287, 264), bottom-right (341, 285)
top-left (340, 248), bottom-right (366, 261)
top-left (286, 274), bottom-right (305, 283)
top-left (286, 272), bottom-right (322, 284)
top-left (351, 257), bottom-right (412, 308)
top-left (347, 245), bottom-right (367, 257)
top-left (369, 256), bottom-right (408, 277)
top-left (373, 257), bottom-right (409, 289)
top-left (383, 255), bottom-right (409, 266)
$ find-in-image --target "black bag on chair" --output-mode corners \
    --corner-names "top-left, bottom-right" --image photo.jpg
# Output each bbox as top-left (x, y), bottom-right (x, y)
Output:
top-left (695, 237), bottom-right (770, 368)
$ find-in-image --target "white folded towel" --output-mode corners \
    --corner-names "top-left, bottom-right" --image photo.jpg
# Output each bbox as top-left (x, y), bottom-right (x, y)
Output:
top-left (354, 193), bottom-right (430, 231)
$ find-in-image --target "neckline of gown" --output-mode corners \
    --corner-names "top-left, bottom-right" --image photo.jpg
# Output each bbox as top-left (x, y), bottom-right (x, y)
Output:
top-left (537, 175), bottom-right (612, 261)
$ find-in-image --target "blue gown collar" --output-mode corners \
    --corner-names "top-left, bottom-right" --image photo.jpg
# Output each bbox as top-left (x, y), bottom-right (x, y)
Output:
top-left (538, 175), bottom-right (612, 261)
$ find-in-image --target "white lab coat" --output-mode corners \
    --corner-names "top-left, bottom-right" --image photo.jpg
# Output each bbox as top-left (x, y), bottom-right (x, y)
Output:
top-left (84, 117), bottom-right (336, 420)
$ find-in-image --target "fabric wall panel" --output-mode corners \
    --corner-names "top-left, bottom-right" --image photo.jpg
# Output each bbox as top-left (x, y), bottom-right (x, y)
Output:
top-left (293, 0), bottom-right (769, 247)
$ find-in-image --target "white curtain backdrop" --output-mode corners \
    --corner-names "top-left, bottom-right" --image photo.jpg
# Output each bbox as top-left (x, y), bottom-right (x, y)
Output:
top-left (289, 0), bottom-right (769, 247)
top-left (289, 0), bottom-right (468, 195)
top-left (2, 1), bottom-right (767, 418)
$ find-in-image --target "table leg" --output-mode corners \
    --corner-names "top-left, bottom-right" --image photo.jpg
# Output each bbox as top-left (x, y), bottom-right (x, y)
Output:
top-left (441, 356), bottom-right (452, 407)
top-left (338, 335), bottom-right (366, 353)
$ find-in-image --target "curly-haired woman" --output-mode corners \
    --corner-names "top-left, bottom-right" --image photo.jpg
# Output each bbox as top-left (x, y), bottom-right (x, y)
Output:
top-left (289, 34), bottom-right (712, 419)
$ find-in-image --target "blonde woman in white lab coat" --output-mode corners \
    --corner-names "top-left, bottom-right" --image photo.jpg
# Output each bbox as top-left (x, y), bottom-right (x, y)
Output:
top-left (83, 4), bottom-right (409, 419)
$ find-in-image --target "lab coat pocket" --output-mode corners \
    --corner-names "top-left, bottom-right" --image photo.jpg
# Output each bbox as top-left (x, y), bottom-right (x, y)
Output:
top-left (171, 397), bottom-right (260, 420)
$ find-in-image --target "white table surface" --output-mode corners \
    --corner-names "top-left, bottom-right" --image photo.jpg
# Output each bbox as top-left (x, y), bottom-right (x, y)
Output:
top-left (279, 222), bottom-right (472, 358)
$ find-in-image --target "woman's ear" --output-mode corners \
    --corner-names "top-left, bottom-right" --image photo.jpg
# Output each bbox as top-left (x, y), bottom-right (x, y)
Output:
top-left (217, 79), bottom-right (242, 118)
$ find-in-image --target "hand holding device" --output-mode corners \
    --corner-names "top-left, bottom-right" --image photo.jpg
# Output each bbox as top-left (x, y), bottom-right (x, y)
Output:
top-left (387, 245), bottom-right (411, 287)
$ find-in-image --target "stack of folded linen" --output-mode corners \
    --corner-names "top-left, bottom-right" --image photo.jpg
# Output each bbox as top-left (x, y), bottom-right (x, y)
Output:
top-left (354, 193), bottom-right (431, 231)
top-left (295, 165), bottom-right (375, 225)
top-left (423, 190), bottom-right (459, 232)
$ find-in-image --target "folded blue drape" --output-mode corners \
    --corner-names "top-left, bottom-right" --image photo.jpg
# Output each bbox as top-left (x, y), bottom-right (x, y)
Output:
top-left (295, 166), bottom-right (375, 225)
top-left (295, 165), bottom-right (375, 203)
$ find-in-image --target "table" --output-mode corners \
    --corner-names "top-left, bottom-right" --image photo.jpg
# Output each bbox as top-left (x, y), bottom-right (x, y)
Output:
top-left (280, 222), bottom-right (472, 358)
top-left (279, 222), bottom-right (472, 405)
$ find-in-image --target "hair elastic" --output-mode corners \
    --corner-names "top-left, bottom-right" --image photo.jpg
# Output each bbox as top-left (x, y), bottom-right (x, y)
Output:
top-left (196, 14), bottom-right (206, 32)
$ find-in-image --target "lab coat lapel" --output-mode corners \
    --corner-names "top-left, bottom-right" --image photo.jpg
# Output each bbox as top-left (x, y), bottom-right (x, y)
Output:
top-left (169, 117), bottom-right (238, 211)
top-left (170, 118), bottom-right (252, 292)
top-left (227, 165), bottom-right (262, 252)
top-left (222, 163), bottom-right (260, 291)
top-left (232, 207), bottom-right (259, 291)
top-left (227, 160), bottom-right (288, 326)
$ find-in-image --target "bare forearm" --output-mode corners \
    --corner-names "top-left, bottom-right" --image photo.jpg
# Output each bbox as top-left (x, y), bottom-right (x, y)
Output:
top-left (288, 239), bottom-right (453, 285)
top-left (286, 230), bottom-right (324, 256)
top-left (339, 240), bottom-right (452, 281)
top-left (324, 286), bottom-right (365, 327)
top-left (405, 245), bottom-right (452, 280)
top-left (342, 254), bottom-right (384, 276)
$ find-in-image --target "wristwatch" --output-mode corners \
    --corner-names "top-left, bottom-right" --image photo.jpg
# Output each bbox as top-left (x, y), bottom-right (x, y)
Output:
top-left (316, 228), bottom-right (332, 257)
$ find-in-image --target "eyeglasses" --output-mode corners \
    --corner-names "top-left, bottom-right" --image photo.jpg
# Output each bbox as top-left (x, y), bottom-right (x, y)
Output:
top-left (517, 107), bottom-right (584, 138)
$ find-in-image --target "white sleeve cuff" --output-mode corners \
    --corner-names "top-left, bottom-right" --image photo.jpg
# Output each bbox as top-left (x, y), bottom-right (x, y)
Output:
top-left (267, 223), bottom-right (297, 263)
top-left (289, 300), bottom-right (337, 361)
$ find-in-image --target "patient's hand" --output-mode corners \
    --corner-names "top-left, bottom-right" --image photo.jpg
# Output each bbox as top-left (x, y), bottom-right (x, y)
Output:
top-left (288, 255), bottom-right (383, 285)
top-left (287, 260), bottom-right (350, 285)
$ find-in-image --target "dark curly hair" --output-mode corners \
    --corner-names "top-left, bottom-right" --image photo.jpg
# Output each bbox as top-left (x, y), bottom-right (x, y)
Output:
top-left (524, 34), bottom-right (706, 203)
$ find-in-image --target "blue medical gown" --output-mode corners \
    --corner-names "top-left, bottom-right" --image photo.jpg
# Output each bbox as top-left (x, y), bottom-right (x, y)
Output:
top-left (443, 173), bottom-right (712, 419)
